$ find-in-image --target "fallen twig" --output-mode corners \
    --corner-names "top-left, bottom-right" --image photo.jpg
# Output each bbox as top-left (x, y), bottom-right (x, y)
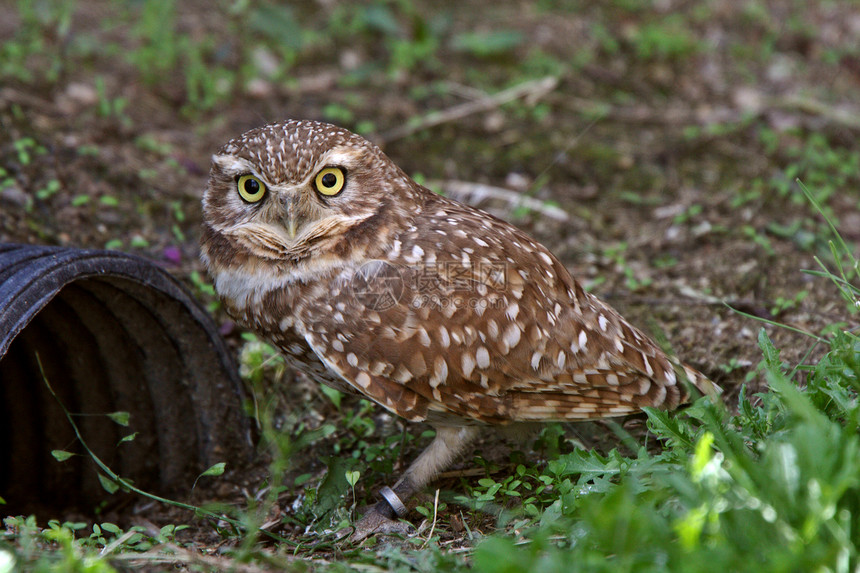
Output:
top-left (437, 467), bottom-right (494, 479)
top-left (555, 92), bottom-right (860, 132)
top-left (420, 489), bottom-right (441, 549)
top-left (112, 543), bottom-right (303, 572)
top-left (380, 76), bottom-right (559, 142)
top-left (769, 95), bottom-right (860, 131)
top-left (432, 179), bottom-right (570, 221)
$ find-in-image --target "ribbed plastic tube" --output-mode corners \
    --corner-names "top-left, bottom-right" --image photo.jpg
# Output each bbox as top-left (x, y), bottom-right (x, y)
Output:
top-left (0, 243), bottom-right (251, 515)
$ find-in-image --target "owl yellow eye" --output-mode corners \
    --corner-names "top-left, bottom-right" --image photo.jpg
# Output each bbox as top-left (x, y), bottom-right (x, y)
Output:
top-left (237, 175), bottom-right (266, 203)
top-left (314, 167), bottom-right (346, 197)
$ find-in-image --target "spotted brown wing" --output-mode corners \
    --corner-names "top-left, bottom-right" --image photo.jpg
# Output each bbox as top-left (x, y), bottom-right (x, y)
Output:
top-left (295, 195), bottom-right (717, 425)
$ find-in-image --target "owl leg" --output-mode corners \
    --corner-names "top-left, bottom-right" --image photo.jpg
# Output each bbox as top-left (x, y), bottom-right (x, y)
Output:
top-left (350, 425), bottom-right (481, 541)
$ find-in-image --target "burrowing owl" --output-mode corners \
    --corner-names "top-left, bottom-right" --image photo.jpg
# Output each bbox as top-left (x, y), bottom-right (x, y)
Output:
top-left (201, 120), bottom-right (719, 538)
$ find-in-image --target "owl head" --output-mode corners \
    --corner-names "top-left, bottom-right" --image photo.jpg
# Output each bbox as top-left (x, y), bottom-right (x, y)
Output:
top-left (201, 120), bottom-right (419, 267)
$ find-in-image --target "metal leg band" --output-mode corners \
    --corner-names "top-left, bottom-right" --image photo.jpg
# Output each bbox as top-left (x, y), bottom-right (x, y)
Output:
top-left (379, 486), bottom-right (408, 518)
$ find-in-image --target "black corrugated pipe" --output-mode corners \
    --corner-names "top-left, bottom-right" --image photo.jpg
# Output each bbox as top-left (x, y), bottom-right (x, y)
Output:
top-left (0, 243), bottom-right (251, 517)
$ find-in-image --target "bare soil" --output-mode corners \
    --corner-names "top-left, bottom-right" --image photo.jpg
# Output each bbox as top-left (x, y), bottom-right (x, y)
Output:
top-left (1, 0), bottom-right (858, 557)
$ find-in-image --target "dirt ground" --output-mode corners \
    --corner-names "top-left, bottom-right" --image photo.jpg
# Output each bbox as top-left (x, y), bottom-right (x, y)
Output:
top-left (1, 0), bottom-right (858, 557)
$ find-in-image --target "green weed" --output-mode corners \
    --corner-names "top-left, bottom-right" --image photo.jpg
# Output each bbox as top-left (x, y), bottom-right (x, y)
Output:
top-left (34, 179), bottom-right (60, 201)
top-left (0, 0), bottom-right (73, 84)
top-left (627, 14), bottom-right (701, 61)
top-left (0, 168), bottom-right (15, 192)
top-left (94, 76), bottom-right (130, 126)
top-left (12, 138), bottom-right (45, 166)
top-left (602, 242), bottom-right (654, 291)
top-left (451, 30), bottom-right (523, 58)
top-left (327, 2), bottom-right (446, 76)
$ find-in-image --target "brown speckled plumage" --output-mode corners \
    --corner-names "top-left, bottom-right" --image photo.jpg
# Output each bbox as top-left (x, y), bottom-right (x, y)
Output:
top-left (201, 119), bottom-right (719, 536)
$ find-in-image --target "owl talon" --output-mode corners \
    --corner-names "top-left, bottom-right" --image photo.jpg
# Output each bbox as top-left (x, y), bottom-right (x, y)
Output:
top-left (349, 501), bottom-right (414, 543)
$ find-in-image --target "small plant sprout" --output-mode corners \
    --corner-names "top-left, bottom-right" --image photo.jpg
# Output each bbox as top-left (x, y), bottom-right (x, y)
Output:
top-left (192, 462), bottom-right (227, 490)
top-left (346, 469), bottom-right (361, 510)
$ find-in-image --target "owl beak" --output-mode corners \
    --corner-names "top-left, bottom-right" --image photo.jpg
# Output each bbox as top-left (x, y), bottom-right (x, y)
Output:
top-left (286, 213), bottom-right (298, 239)
top-left (282, 194), bottom-right (300, 239)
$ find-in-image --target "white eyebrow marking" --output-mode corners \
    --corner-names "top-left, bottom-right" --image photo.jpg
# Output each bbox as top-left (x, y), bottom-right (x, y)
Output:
top-left (212, 154), bottom-right (257, 176)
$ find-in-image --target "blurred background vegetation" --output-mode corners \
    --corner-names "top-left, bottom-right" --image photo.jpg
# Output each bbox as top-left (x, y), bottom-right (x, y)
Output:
top-left (1, 0), bottom-right (859, 571)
